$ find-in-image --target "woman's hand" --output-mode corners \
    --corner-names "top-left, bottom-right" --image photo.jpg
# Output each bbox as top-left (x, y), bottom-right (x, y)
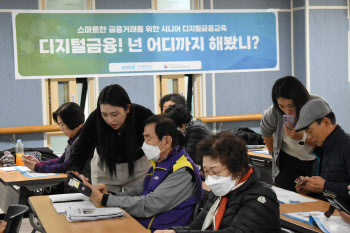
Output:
top-left (23, 155), bottom-right (39, 171)
top-left (22, 155), bottom-right (39, 163)
top-left (283, 123), bottom-right (304, 141)
top-left (0, 220), bottom-right (7, 233)
top-left (154, 230), bottom-right (176, 233)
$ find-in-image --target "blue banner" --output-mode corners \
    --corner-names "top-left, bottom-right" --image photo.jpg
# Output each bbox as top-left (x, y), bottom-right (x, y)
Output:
top-left (13, 10), bottom-right (279, 78)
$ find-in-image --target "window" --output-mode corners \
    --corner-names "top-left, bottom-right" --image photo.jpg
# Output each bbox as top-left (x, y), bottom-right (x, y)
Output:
top-left (154, 0), bottom-right (204, 116)
top-left (42, 0), bottom-right (94, 153)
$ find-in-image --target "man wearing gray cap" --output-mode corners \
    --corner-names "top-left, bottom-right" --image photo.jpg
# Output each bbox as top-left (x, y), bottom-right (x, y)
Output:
top-left (294, 99), bottom-right (350, 203)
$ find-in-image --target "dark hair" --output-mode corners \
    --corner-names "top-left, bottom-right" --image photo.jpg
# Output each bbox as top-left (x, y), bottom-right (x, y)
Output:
top-left (164, 105), bottom-right (192, 128)
top-left (96, 84), bottom-right (136, 177)
top-left (144, 115), bottom-right (180, 147)
top-left (197, 131), bottom-right (249, 175)
top-left (53, 102), bottom-right (84, 130)
top-left (272, 76), bottom-right (310, 121)
top-left (315, 112), bottom-right (336, 125)
top-left (159, 94), bottom-right (187, 112)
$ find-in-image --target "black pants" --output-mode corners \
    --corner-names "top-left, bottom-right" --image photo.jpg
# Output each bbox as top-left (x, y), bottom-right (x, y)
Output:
top-left (274, 150), bottom-right (315, 192)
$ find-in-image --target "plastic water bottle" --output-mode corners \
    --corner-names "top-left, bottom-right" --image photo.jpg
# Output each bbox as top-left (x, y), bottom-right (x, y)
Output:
top-left (15, 139), bottom-right (24, 166)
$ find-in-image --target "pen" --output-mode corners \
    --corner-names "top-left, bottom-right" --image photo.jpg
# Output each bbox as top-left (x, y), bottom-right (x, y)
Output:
top-left (53, 200), bottom-right (85, 203)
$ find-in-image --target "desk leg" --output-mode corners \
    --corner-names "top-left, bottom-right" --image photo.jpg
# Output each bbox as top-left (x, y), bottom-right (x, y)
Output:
top-left (29, 212), bottom-right (45, 233)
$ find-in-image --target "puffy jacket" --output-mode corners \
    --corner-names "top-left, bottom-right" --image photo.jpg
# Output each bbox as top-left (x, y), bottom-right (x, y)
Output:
top-left (185, 119), bottom-right (210, 164)
top-left (171, 167), bottom-right (281, 233)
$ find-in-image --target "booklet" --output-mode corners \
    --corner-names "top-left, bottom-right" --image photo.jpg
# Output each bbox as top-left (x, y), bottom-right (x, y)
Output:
top-left (309, 215), bottom-right (350, 233)
top-left (14, 166), bottom-right (58, 178)
top-left (246, 145), bottom-right (265, 149)
top-left (50, 193), bottom-right (95, 214)
top-left (272, 186), bottom-right (317, 204)
top-left (282, 211), bottom-right (324, 225)
top-left (249, 150), bottom-right (270, 155)
top-left (65, 207), bottom-right (125, 222)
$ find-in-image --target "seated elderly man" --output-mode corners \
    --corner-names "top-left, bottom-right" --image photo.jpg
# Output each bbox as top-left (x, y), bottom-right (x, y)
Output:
top-left (295, 99), bottom-right (350, 204)
top-left (81, 115), bottom-right (203, 232)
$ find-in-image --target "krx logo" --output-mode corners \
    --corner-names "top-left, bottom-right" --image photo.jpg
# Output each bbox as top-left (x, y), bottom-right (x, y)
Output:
top-left (122, 65), bottom-right (136, 70)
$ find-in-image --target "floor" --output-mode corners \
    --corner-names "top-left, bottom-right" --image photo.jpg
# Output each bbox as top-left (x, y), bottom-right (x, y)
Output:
top-left (19, 218), bottom-right (34, 233)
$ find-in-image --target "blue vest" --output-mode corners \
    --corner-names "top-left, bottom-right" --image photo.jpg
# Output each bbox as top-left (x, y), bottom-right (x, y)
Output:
top-left (136, 147), bottom-right (203, 232)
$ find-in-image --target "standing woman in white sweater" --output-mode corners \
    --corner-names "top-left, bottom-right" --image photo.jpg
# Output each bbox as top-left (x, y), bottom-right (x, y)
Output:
top-left (260, 76), bottom-right (321, 192)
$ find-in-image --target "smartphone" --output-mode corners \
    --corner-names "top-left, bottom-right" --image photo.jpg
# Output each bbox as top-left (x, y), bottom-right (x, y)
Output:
top-left (283, 115), bottom-right (295, 129)
top-left (323, 191), bottom-right (350, 215)
top-left (18, 154), bottom-right (29, 162)
top-left (65, 171), bottom-right (92, 197)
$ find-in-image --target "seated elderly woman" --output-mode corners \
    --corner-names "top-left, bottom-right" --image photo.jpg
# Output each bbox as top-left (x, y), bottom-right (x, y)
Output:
top-left (23, 102), bottom-right (93, 181)
top-left (156, 131), bottom-right (280, 233)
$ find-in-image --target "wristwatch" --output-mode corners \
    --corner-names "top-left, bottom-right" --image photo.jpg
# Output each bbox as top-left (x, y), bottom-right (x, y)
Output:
top-left (299, 132), bottom-right (307, 145)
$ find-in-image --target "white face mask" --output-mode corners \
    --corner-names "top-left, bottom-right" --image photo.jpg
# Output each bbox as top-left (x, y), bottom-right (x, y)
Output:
top-left (142, 139), bottom-right (164, 161)
top-left (205, 174), bottom-right (238, 196)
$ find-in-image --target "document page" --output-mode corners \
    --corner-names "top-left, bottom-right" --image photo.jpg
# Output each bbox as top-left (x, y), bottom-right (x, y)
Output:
top-left (50, 193), bottom-right (93, 214)
top-left (0, 167), bottom-right (17, 171)
top-left (310, 215), bottom-right (350, 233)
top-left (272, 186), bottom-right (317, 204)
top-left (50, 193), bottom-right (89, 202)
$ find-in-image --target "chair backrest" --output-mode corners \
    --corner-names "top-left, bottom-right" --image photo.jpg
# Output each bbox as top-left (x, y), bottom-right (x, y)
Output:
top-left (4, 204), bottom-right (29, 233)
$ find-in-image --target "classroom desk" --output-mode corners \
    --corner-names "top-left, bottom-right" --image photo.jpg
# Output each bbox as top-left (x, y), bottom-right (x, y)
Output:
top-left (0, 168), bottom-right (67, 215)
top-left (29, 196), bottom-right (149, 233)
top-left (0, 169), bottom-right (67, 186)
top-left (280, 199), bottom-right (339, 233)
top-left (247, 147), bottom-right (272, 160)
top-left (248, 148), bottom-right (272, 184)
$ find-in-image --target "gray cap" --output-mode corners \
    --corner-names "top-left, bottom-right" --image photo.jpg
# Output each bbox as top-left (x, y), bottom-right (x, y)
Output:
top-left (295, 99), bottom-right (331, 132)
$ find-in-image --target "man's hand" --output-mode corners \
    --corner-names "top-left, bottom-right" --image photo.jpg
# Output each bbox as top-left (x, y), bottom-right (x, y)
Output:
top-left (83, 180), bottom-right (104, 204)
top-left (295, 183), bottom-right (310, 196)
top-left (96, 184), bottom-right (108, 194)
top-left (339, 210), bottom-right (350, 224)
top-left (72, 171), bottom-right (90, 183)
top-left (303, 176), bottom-right (325, 193)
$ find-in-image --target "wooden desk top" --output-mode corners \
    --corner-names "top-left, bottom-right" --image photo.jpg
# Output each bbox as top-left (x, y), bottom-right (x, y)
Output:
top-left (29, 196), bottom-right (149, 233)
top-left (0, 169), bottom-right (67, 186)
top-left (280, 199), bottom-right (339, 233)
top-left (248, 148), bottom-right (272, 160)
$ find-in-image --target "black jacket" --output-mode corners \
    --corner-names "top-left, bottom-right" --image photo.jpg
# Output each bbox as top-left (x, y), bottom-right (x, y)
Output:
top-left (171, 167), bottom-right (281, 233)
top-left (68, 103), bottom-right (153, 173)
top-left (185, 119), bottom-right (210, 164)
top-left (321, 125), bottom-right (350, 200)
top-left (228, 127), bottom-right (264, 145)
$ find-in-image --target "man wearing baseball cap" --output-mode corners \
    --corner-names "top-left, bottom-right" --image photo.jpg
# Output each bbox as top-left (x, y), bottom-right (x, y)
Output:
top-left (294, 99), bottom-right (350, 203)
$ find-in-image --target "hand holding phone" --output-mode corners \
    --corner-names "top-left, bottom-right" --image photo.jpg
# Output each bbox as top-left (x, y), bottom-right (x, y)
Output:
top-left (294, 176), bottom-right (307, 185)
top-left (283, 115), bottom-right (295, 129)
top-left (65, 171), bottom-right (92, 197)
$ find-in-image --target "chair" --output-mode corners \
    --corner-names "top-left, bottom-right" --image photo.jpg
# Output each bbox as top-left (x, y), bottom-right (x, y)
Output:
top-left (4, 204), bottom-right (29, 233)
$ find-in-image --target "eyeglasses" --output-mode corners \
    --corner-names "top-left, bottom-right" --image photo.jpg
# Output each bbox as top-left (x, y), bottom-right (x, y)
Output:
top-left (204, 167), bottom-right (229, 179)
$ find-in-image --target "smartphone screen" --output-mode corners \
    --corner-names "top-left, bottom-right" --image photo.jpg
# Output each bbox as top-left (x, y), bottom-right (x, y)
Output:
top-left (283, 115), bottom-right (295, 129)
